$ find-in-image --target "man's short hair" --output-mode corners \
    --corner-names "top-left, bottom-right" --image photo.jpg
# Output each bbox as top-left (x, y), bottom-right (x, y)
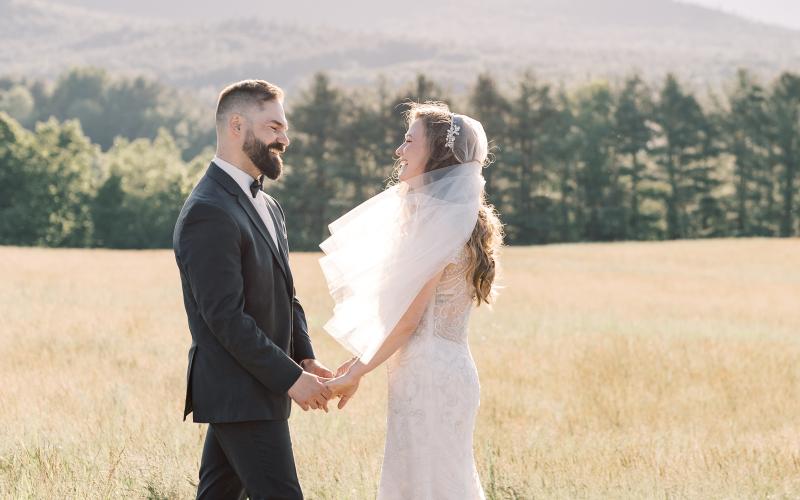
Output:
top-left (215, 80), bottom-right (284, 126)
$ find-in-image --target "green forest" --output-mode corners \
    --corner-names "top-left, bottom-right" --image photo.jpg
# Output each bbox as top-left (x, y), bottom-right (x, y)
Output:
top-left (0, 67), bottom-right (798, 250)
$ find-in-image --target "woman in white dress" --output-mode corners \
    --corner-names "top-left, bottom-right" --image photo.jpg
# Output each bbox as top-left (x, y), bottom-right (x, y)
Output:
top-left (320, 101), bottom-right (503, 500)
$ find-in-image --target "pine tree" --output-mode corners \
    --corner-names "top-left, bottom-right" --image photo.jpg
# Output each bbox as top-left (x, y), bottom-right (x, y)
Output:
top-left (280, 72), bottom-right (345, 249)
top-left (547, 89), bottom-right (580, 242)
top-left (653, 74), bottom-right (712, 239)
top-left (468, 73), bottom-right (510, 202)
top-left (768, 72), bottom-right (800, 236)
top-left (573, 81), bottom-right (625, 240)
top-left (614, 75), bottom-right (655, 239)
top-left (505, 72), bottom-right (559, 244)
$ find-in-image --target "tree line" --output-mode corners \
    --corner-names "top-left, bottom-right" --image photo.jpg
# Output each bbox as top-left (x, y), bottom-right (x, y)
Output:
top-left (0, 67), bottom-right (798, 250)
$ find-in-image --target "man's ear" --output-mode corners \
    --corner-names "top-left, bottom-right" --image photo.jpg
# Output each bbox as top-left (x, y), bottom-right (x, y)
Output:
top-left (230, 113), bottom-right (242, 137)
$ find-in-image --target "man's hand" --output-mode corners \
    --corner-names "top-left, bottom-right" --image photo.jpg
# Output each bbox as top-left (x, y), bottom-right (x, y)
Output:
top-left (288, 371), bottom-right (332, 412)
top-left (300, 358), bottom-right (334, 379)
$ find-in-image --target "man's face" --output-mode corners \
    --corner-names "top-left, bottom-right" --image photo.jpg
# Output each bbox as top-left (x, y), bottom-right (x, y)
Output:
top-left (241, 99), bottom-right (290, 180)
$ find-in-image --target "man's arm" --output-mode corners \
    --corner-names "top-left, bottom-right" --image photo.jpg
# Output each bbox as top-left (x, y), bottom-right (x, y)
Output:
top-left (177, 202), bottom-right (302, 394)
top-left (293, 293), bottom-right (334, 379)
top-left (291, 292), bottom-right (315, 365)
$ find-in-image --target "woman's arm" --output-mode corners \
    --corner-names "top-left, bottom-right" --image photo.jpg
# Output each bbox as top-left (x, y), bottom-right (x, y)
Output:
top-left (326, 268), bottom-right (444, 408)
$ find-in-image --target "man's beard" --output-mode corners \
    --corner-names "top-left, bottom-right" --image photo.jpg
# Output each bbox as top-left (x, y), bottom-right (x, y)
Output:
top-left (243, 130), bottom-right (284, 180)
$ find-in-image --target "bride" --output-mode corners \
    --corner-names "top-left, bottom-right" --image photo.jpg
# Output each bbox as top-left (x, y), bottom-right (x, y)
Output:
top-left (320, 101), bottom-right (503, 499)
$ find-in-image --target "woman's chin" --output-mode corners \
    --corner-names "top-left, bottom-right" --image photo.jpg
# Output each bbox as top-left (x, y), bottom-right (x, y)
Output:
top-left (398, 164), bottom-right (422, 182)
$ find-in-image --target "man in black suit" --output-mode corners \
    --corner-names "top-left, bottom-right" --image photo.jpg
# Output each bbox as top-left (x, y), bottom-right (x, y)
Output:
top-left (173, 80), bottom-right (334, 499)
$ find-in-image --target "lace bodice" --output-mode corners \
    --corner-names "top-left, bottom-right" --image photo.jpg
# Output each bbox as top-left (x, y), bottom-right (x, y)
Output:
top-left (413, 246), bottom-right (474, 344)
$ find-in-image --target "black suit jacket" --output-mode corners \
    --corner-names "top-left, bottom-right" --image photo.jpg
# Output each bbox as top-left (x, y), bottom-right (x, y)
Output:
top-left (173, 162), bottom-right (315, 423)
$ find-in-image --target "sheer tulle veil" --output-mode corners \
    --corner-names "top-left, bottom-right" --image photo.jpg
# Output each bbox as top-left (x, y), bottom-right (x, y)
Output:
top-left (319, 114), bottom-right (488, 363)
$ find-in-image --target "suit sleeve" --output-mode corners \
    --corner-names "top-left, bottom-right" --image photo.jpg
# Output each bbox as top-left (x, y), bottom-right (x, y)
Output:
top-left (177, 201), bottom-right (302, 394)
top-left (291, 291), bottom-right (315, 364)
top-left (270, 196), bottom-right (316, 364)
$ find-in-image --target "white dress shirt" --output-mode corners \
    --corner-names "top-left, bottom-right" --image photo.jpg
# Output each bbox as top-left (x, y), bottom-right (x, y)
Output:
top-left (213, 155), bottom-right (279, 248)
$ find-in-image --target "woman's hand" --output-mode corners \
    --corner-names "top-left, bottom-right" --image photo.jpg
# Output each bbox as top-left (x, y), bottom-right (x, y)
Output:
top-left (335, 356), bottom-right (359, 377)
top-left (325, 370), bottom-right (361, 409)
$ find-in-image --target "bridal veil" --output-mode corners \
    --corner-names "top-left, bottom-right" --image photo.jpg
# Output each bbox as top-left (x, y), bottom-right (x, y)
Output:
top-left (319, 114), bottom-right (488, 363)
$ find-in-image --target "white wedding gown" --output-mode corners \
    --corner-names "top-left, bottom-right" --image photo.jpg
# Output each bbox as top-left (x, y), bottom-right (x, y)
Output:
top-left (378, 246), bottom-right (486, 500)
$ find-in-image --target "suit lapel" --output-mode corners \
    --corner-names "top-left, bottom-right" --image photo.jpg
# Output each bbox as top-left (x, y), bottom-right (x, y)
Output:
top-left (264, 198), bottom-right (294, 289)
top-left (237, 197), bottom-right (290, 281)
top-left (265, 201), bottom-right (288, 260)
top-left (207, 163), bottom-right (290, 285)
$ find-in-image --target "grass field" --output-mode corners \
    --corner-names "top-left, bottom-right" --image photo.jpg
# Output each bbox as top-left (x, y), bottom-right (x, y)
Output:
top-left (1, 239), bottom-right (799, 499)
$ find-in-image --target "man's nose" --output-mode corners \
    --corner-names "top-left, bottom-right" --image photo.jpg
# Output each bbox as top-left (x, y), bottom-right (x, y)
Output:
top-left (280, 133), bottom-right (290, 147)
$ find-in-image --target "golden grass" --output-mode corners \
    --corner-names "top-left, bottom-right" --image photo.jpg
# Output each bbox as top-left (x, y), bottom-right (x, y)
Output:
top-left (0, 238), bottom-right (799, 499)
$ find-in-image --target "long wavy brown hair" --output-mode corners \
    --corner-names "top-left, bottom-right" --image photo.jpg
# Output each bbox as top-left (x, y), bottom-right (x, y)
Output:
top-left (393, 101), bottom-right (504, 305)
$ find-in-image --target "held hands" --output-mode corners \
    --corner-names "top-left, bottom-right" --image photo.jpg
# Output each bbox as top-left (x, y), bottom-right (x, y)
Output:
top-left (288, 357), bottom-right (363, 412)
top-left (288, 359), bottom-right (334, 412)
top-left (287, 370), bottom-right (332, 412)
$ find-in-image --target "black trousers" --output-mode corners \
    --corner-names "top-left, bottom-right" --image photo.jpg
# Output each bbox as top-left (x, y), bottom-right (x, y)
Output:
top-left (196, 420), bottom-right (303, 500)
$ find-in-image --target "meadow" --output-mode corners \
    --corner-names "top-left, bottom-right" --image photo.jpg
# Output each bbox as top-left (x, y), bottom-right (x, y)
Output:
top-left (0, 239), bottom-right (798, 499)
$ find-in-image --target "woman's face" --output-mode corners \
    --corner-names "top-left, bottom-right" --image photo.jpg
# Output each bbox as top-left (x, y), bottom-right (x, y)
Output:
top-left (395, 118), bottom-right (428, 181)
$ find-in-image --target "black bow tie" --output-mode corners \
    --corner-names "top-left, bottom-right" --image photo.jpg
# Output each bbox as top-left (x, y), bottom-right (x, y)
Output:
top-left (249, 176), bottom-right (264, 198)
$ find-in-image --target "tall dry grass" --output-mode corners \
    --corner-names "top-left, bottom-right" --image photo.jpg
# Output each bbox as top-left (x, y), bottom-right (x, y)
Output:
top-left (0, 238), bottom-right (798, 499)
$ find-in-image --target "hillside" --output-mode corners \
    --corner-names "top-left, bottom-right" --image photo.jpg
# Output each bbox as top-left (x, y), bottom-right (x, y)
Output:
top-left (1, 0), bottom-right (799, 91)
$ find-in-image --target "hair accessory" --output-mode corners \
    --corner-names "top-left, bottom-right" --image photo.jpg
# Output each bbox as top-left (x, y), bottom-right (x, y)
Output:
top-left (445, 113), bottom-right (460, 150)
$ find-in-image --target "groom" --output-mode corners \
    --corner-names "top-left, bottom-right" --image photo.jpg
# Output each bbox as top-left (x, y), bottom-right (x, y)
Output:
top-left (173, 79), bottom-right (333, 499)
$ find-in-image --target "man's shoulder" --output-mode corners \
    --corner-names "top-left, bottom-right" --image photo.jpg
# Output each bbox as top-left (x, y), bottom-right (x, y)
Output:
top-left (189, 172), bottom-right (237, 205)
top-left (173, 196), bottom-right (241, 251)
top-left (179, 180), bottom-right (239, 225)
top-left (173, 173), bottom-right (243, 252)
top-left (183, 196), bottom-right (236, 222)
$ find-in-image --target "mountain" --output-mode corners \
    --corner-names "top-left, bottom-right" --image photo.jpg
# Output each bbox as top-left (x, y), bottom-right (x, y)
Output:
top-left (2, 0), bottom-right (799, 92)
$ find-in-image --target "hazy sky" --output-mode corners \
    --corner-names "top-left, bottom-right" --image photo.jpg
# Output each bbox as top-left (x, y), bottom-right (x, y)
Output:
top-left (38, 0), bottom-right (800, 32)
top-left (682, 0), bottom-right (800, 30)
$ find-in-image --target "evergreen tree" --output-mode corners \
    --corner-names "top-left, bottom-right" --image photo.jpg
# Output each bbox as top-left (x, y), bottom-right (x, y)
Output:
top-left (547, 89), bottom-right (580, 242)
top-left (468, 73), bottom-right (510, 203)
top-left (721, 70), bottom-right (771, 235)
top-left (280, 72), bottom-right (345, 249)
top-left (505, 72), bottom-right (559, 244)
top-left (614, 75), bottom-right (656, 239)
top-left (574, 82), bottom-right (626, 240)
top-left (768, 72), bottom-right (800, 236)
top-left (653, 74), bottom-right (713, 239)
